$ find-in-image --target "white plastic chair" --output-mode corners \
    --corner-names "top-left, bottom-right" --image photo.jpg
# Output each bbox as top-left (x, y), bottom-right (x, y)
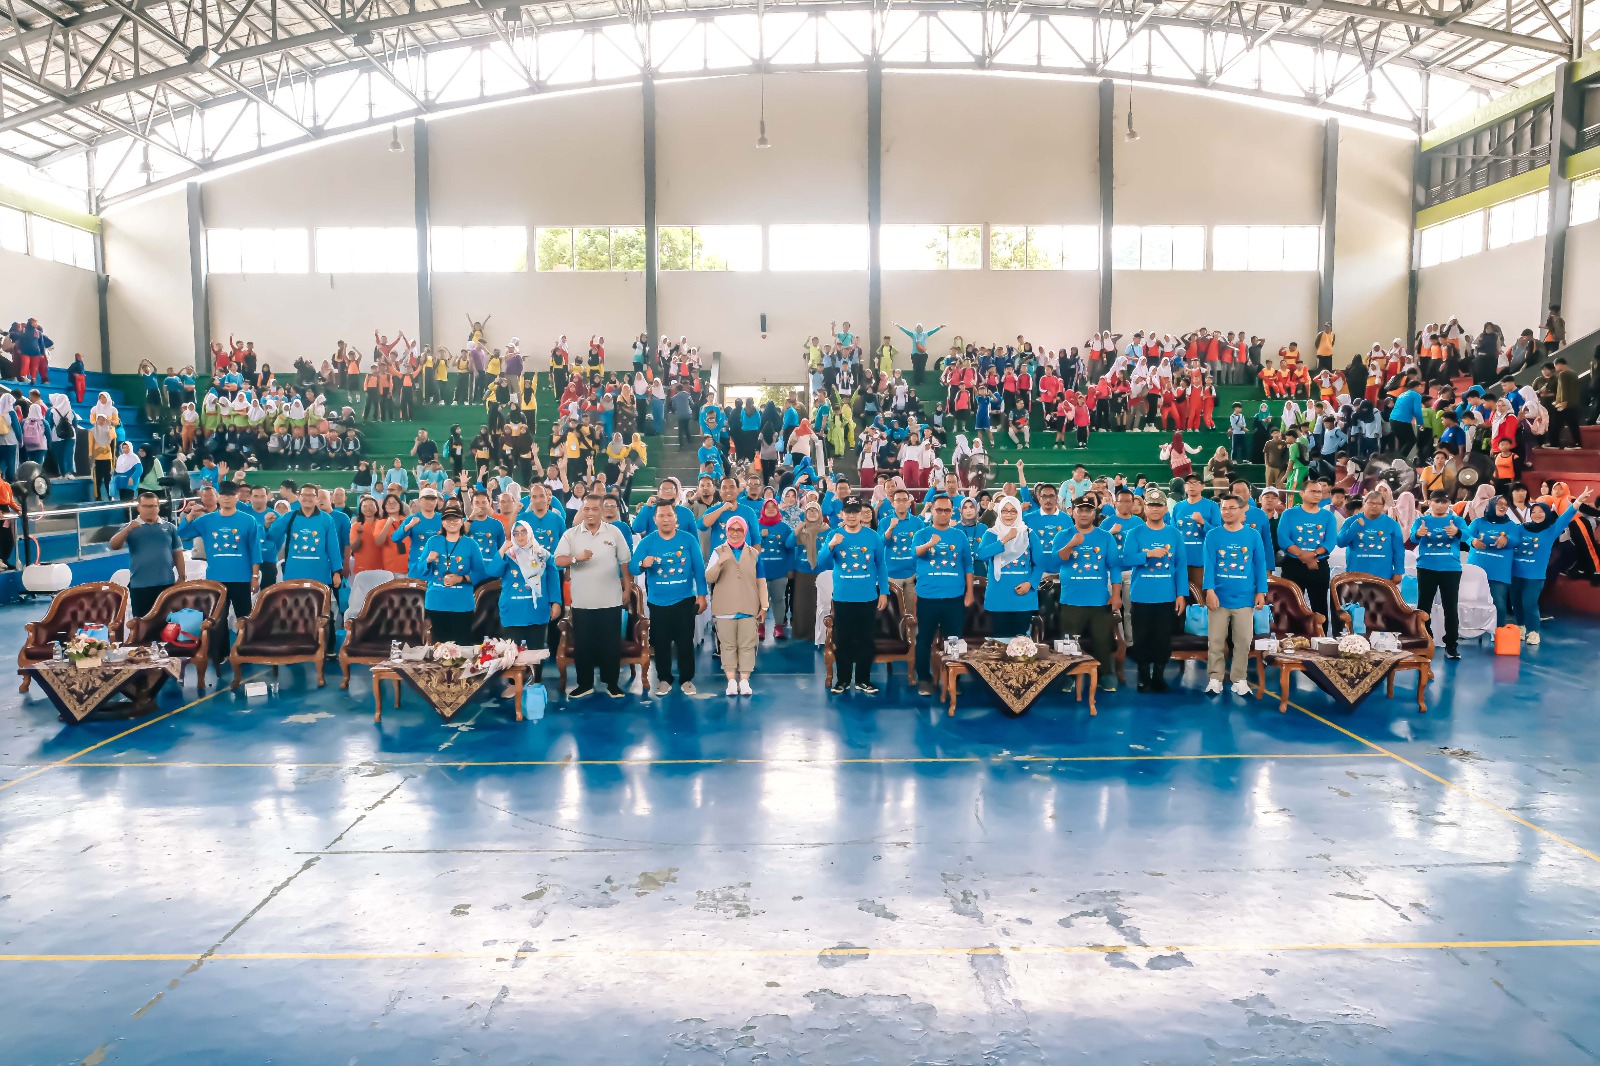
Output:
top-left (1433, 563), bottom-right (1497, 644)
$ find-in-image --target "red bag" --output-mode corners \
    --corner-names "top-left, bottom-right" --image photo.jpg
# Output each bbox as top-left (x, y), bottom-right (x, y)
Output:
top-left (1493, 625), bottom-right (1521, 656)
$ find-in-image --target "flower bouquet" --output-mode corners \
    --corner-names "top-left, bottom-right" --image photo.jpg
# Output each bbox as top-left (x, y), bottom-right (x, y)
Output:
top-left (65, 633), bottom-right (110, 669)
top-left (1336, 634), bottom-right (1372, 659)
top-left (430, 641), bottom-right (468, 668)
top-left (1004, 636), bottom-right (1039, 662)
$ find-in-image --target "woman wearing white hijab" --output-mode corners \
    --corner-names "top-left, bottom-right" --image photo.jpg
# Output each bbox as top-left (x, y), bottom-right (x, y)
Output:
top-left (111, 441), bottom-right (142, 500)
top-left (486, 520), bottom-right (562, 684)
top-left (973, 495), bottom-right (1045, 638)
top-left (0, 389), bottom-right (17, 481)
top-left (90, 391), bottom-right (119, 426)
top-left (46, 393), bottom-right (76, 475)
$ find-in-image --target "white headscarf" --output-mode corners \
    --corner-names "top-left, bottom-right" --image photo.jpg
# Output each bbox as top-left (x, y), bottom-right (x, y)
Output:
top-left (506, 520), bottom-right (548, 584)
top-left (0, 391), bottom-right (16, 423)
top-left (90, 392), bottom-right (116, 421)
top-left (287, 397), bottom-right (306, 420)
top-left (952, 434), bottom-right (972, 462)
top-left (992, 494), bottom-right (1030, 570)
top-left (114, 442), bottom-right (138, 473)
top-left (49, 393), bottom-right (72, 419)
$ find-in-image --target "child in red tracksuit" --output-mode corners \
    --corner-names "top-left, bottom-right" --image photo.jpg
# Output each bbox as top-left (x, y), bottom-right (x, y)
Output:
top-left (1160, 387), bottom-right (1183, 430)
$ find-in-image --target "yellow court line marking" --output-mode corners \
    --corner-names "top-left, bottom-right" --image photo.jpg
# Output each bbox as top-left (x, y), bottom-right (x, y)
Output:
top-left (4, 939), bottom-right (1600, 963)
top-left (1272, 689), bottom-right (1600, 866)
top-left (0, 673), bottom-right (257, 795)
top-left (36, 752), bottom-right (1391, 769)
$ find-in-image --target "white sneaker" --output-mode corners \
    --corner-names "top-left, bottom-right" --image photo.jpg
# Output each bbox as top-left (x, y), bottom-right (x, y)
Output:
top-left (1527, 631), bottom-right (1541, 646)
top-left (681, 681), bottom-right (698, 696)
top-left (652, 680), bottom-right (671, 696)
top-left (1231, 680), bottom-right (1252, 696)
top-left (738, 678), bottom-right (753, 696)
top-left (1205, 679), bottom-right (1224, 695)
top-left (726, 678), bottom-right (739, 696)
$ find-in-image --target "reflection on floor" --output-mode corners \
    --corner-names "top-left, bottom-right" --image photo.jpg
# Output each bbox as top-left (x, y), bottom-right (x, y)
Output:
top-left (1, 603), bottom-right (1598, 1064)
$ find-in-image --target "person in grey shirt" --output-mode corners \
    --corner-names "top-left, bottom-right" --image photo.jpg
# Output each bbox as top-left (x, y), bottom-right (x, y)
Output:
top-left (109, 490), bottom-right (187, 616)
top-left (554, 496), bottom-right (633, 698)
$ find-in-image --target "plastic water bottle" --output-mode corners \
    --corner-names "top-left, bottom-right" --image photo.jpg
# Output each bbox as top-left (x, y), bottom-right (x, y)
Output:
top-left (50, 641), bottom-right (63, 661)
top-left (391, 640), bottom-right (402, 662)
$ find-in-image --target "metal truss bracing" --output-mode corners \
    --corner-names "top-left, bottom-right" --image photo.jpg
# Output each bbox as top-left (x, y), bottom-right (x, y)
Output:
top-left (0, 0), bottom-right (1586, 210)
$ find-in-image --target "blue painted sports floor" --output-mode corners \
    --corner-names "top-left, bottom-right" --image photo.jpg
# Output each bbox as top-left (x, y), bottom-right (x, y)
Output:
top-left (2, 606), bottom-right (1598, 1065)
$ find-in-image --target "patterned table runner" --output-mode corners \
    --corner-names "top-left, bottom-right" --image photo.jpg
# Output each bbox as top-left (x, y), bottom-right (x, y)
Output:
top-left (957, 645), bottom-right (1097, 716)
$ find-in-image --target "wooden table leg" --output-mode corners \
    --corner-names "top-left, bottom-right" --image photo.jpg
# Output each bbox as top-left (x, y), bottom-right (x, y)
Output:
top-left (392, 678), bottom-right (401, 709)
top-left (1417, 663), bottom-right (1430, 714)
top-left (373, 676), bottom-right (383, 722)
top-left (514, 668), bottom-right (525, 722)
top-left (1278, 665), bottom-right (1290, 713)
top-left (946, 664), bottom-right (957, 716)
top-left (1085, 669), bottom-right (1098, 716)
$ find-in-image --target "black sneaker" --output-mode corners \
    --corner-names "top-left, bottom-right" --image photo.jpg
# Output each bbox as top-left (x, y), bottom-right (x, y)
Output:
top-left (1445, 648), bottom-right (1461, 660)
top-left (916, 682), bottom-right (935, 696)
top-left (829, 682), bottom-right (849, 694)
top-left (568, 685), bottom-right (595, 698)
top-left (855, 682), bottom-right (880, 695)
top-left (606, 685), bottom-right (625, 698)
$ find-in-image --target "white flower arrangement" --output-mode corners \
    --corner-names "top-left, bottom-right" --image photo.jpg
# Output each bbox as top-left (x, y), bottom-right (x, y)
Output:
top-left (1005, 636), bottom-right (1039, 661)
top-left (1337, 634), bottom-right (1372, 659)
top-left (64, 633), bottom-right (110, 662)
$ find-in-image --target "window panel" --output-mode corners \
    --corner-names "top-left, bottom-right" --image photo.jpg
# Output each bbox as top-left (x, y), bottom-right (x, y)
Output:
top-left (693, 226), bottom-right (761, 271)
top-left (949, 225), bottom-right (982, 270)
top-left (207, 229), bottom-right (242, 274)
top-left (1110, 226), bottom-right (1142, 269)
top-left (1212, 226), bottom-right (1249, 271)
top-left (1060, 226), bottom-right (1097, 271)
top-left (1025, 226), bottom-right (1065, 269)
top-left (990, 225), bottom-right (1029, 270)
top-left (610, 226), bottom-right (646, 271)
top-left (769, 224), bottom-right (867, 271)
top-left (1459, 211), bottom-right (1484, 257)
top-left (535, 227), bottom-right (573, 271)
top-left (1141, 226), bottom-right (1174, 270)
top-left (206, 227), bottom-right (307, 274)
top-left (1170, 226), bottom-right (1204, 270)
top-left (432, 226), bottom-right (527, 272)
top-left (882, 225), bottom-right (948, 270)
top-left (313, 227), bottom-right (415, 273)
top-left (0, 205), bottom-right (27, 255)
top-left (658, 226), bottom-right (693, 271)
top-left (1419, 225), bottom-right (1442, 268)
top-left (574, 227), bottom-right (611, 271)
top-left (1281, 227), bottom-right (1319, 271)
top-left (1573, 174), bottom-right (1600, 227)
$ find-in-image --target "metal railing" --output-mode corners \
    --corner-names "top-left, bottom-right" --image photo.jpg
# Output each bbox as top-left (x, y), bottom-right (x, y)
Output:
top-left (19, 491), bottom-right (204, 566)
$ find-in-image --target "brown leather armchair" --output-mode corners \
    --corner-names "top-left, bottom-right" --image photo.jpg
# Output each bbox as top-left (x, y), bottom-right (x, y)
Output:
top-left (229, 580), bottom-right (332, 689)
top-left (823, 585), bottom-right (917, 687)
top-left (124, 580), bottom-right (228, 692)
top-left (338, 578), bottom-right (428, 688)
top-left (1268, 574), bottom-right (1326, 638)
top-left (473, 580), bottom-right (502, 641)
top-left (18, 582), bottom-right (128, 692)
top-left (553, 582), bottom-right (650, 688)
top-left (1332, 572), bottom-right (1434, 705)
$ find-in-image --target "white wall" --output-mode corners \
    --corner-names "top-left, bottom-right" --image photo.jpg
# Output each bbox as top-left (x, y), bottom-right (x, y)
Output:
top-left (94, 72), bottom-right (1421, 383)
top-left (103, 188), bottom-right (193, 374)
top-left (1417, 238), bottom-right (1544, 338)
top-left (1563, 220), bottom-right (1600, 341)
top-left (1332, 124), bottom-right (1413, 350)
top-left (0, 246), bottom-right (102, 370)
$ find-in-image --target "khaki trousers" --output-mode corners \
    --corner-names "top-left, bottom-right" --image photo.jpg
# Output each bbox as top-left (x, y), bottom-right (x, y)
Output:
top-left (1206, 605), bottom-right (1253, 682)
top-left (715, 617), bottom-right (758, 676)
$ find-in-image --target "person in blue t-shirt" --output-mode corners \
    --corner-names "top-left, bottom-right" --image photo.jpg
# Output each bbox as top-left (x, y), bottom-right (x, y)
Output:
top-left (1511, 491), bottom-right (1588, 644)
top-left (420, 500), bottom-right (486, 643)
top-left (1410, 491), bottom-right (1466, 659)
top-left (176, 482), bottom-right (261, 667)
top-left (881, 487), bottom-right (928, 614)
top-left (1201, 494), bottom-right (1270, 696)
top-left (701, 477), bottom-right (760, 552)
top-left (909, 494), bottom-right (973, 695)
top-left (974, 496), bottom-right (1045, 640)
top-left (630, 501), bottom-right (709, 694)
top-left (754, 498), bottom-right (797, 640)
top-left (1171, 476), bottom-right (1221, 590)
top-left (1337, 493), bottom-right (1406, 584)
top-left (1054, 498), bottom-right (1122, 691)
top-left (1467, 494), bottom-right (1522, 627)
top-left (393, 489), bottom-right (444, 577)
top-left (1276, 478), bottom-right (1340, 624)
top-left (817, 500), bottom-right (888, 693)
top-left (1229, 479), bottom-right (1275, 565)
top-left (1124, 490), bottom-right (1186, 692)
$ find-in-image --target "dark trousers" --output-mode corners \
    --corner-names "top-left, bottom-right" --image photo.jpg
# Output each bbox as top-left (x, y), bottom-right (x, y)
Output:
top-left (1131, 600), bottom-right (1176, 669)
top-left (258, 560), bottom-right (278, 589)
top-left (218, 579), bottom-right (254, 665)
top-left (130, 582), bottom-right (172, 620)
top-left (1392, 422), bottom-right (1417, 461)
top-left (649, 598), bottom-right (697, 685)
top-left (1551, 405), bottom-right (1582, 447)
top-left (570, 606), bottom-right (620, 688)
top-left (915, 595), bottom-right (966, 681)
top-left (988, 610), bottom-right (1033, 640)
top-left (427, 609), bottom-right (474, 644)
top-left (1280, 556), bottom-right (1331, 632)
top-left (1417, 568), bottom-right (1461, 652)
top-left (1058, 602), bottom-right (1116, 678)
top-left (676, 416), bottom-right (693, 448)
top-left (832, 599), bottom-right (877, 686)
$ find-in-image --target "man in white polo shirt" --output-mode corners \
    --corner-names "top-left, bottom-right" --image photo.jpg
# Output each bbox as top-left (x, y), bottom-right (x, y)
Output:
top-left (554, 496), bottom-right (633, 698)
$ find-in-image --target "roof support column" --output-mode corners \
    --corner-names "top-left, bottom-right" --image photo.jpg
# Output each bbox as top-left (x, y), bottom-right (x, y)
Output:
top-left (1097, 79), bottom-right (1113, 333)
top-left (867, 61), bottom-right (883, 357)
top-left (1540, 61), bottom-right (1578, 322)
top-left (644, 71), bottom-right (658, 350)
top-left (186, 181), bottom-right (210, 374)
top-left (413, 117), bottom-right (433, 348)
top-left (1318, 118), bottom-right (1338, 330)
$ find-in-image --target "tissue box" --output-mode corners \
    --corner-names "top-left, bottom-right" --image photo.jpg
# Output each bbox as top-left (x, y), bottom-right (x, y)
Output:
top-left (1311, 637), bottom-right (1340, 654)
top-left (1053, 638), bottom-right (1082, 656)
top-left (1369, 631), bottom-right (1401, 653)
top-left (1253, 637), bottom-right (1280, 653)
top-left (243, 681), bottom-right (270, 698)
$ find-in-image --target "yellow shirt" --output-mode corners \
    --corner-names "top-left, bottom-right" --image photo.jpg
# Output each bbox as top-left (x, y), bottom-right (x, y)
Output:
top-left (1316, 332), bottom-right (1335, 357)
top-left (487, 356), bottom-right (502, 376)
top-left (433, 358), bottom-right (449, 381)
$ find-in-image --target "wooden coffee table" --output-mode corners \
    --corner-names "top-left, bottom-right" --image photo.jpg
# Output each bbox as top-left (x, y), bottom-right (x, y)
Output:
top-left (370, 662), bottom-right (533, 722)
top-left (1257, 649), bottom-right (1429, 713)
top-left (941, 650), bottom-right (1101, 717)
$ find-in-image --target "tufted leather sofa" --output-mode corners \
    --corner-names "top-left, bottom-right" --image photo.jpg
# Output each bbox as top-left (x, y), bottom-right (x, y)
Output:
top-left (125, 580), bottom-right (228, 692)
top-left (473, 580), bottom-right (502, 641)
top-left (1267, 575), bottom-right (1326, 638)
top-left (18, 582), bottom-right (128, 692)
top-left (229, 580), bottom-right (331, 689)
top-left (339, 579), bottom-right (428, 688)
top-left (553, 582), bottom-right (651, 687)
top-left (823, 585), bottom-right (917, 687)
top-left (1332, 574), bottom-right (1433, 654)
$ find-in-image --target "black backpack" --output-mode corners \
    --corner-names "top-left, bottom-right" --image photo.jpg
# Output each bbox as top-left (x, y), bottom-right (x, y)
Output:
top-left (53, 412), bottom-right (73, 440)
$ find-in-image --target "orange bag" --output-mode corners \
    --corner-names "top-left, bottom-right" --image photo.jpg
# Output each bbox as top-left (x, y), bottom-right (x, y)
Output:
top-left (1493, 625), bottom-right (1521, 656)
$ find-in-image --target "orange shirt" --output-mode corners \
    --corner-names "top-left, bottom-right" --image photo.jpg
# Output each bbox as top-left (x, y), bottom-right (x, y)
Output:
top-left (350, 518), bottom-right (388, 573)
top-left (377, 516), bottom-right (409, 573)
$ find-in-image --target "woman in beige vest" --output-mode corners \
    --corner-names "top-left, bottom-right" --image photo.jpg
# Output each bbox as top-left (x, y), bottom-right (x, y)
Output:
top-left (705, 515), bottom-right (769, 696)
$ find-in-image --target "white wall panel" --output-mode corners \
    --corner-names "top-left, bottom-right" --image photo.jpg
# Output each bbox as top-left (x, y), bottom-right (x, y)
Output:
top-left (659, 271), bottom-right (863, 383)
top-left (432, 272), bottom-right (642, 364)
top-left (1417, 238), bottom-right (1544, 340)
top-left (1563, 221), bottom-right (1600, 341)
top-left (883, 271), bottom-right (1099, 356)
top-left (1114, 271), bottom-right (1318, 351)
top-left (1332, 124), bottom-right (1413, 349)
top-left (209, 274), bottom-right (416, 370)
top-left (201, 128), bottom-right (414, 227)
top-left (103, 188), bottom-right (193, 374)
top-left (0, 248), bottom-right (101, 371)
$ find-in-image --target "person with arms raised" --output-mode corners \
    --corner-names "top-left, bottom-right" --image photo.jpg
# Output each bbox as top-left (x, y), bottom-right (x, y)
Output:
top-left (1510, 490), bottom-right (1588, 644)
top-left (175, 481), bottom-right (260, 671)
